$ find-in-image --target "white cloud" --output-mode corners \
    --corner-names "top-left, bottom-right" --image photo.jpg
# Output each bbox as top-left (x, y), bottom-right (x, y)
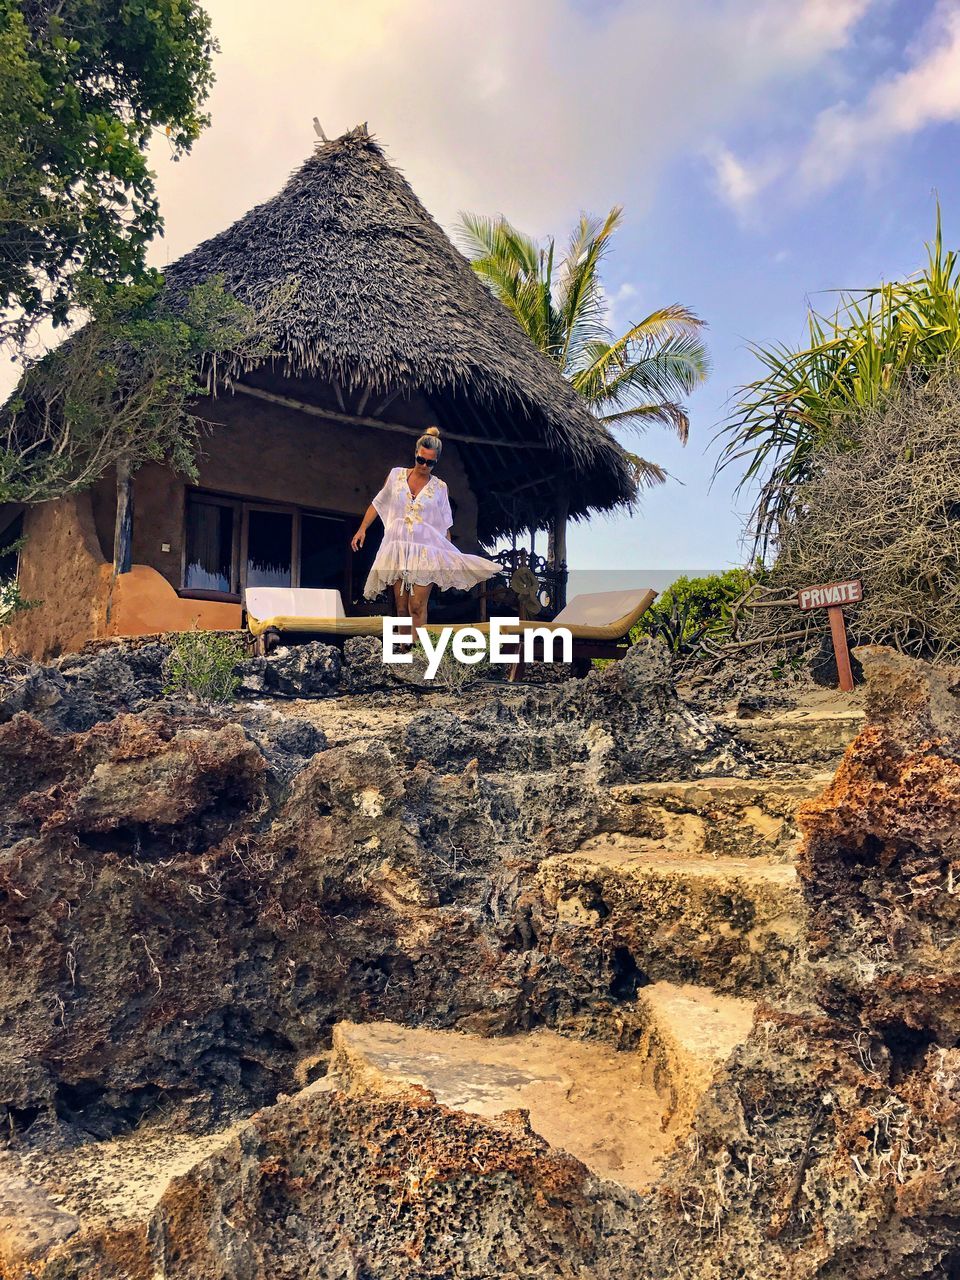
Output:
top-left (146, 0), bottom-right (879, 257)
top-left (800, 2), bottom-right (960, 189)
top-left (2, 0), bottom-right (877, 399)
top-left (713, 0), bottom-right (960, 211)
top-left (743, 0), bottom-right (874, 57)
top-left (603, 282), bottom-right (639, 333)
top-left (709, 146), bottom-right (771, 213)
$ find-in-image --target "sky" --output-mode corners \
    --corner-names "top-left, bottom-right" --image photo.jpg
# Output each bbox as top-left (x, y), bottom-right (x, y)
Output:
top-left (11, 0), bottom-right (960, 574)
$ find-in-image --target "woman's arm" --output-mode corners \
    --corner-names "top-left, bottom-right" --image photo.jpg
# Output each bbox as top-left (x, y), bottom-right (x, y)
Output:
top-left (351, 503), bottom-right (379, 551)
top-left (353, 471), bottom-right (394, 549)
top-left (440, 482), bottom-right (453, 541)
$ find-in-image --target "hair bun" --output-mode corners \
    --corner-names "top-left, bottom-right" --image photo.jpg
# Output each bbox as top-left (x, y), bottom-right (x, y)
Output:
top-left (424, 426), bottom-right (441, 438)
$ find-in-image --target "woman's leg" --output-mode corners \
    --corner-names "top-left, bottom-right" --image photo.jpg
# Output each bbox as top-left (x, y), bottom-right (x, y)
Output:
top-left (391, 580), bottom-right (413, 649)
top-left (409, 583), bottom-right (432, 632)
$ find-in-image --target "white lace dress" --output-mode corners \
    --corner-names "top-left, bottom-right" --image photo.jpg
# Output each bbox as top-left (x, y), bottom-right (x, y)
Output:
top-left (363, 466), bottom-right (502, 598)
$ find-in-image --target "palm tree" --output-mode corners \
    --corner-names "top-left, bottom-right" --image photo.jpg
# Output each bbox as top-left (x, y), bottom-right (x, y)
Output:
top-left (457, 207), bottom-right (710, 488)
top-left (716, 205), bottom-right (960, 558)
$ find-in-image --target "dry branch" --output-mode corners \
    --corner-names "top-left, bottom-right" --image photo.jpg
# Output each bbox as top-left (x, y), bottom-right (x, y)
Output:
top-left (764, 367), bottom-right (960, 663)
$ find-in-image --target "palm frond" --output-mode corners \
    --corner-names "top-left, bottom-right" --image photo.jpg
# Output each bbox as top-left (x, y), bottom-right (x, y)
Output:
top-left (458, 204), bottom-right (708, 486)
top-left (622, 451), bottom-right (668, 487)
top-left (456, 212), bottom-right (540, 277)
top-left (598, 401), bottom-right (690, 439)
top-left (716, 203), bottom-right (960, 553)
top-left (554, 208), bottom-right (621, 373)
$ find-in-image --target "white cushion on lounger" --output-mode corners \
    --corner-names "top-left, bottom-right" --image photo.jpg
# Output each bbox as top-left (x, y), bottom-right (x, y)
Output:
top-left (552, 590), bottom-right (654, 628)
top-left (245, 587), bottom-right (345, 623)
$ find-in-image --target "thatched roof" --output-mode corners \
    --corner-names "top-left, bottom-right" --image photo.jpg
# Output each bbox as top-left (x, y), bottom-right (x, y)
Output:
top-left (163, 125), bottom-right (637, 539)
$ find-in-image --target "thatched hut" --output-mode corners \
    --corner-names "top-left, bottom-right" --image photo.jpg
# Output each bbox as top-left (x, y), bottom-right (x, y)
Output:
top-left (1, 126), bottom-right (636, 658)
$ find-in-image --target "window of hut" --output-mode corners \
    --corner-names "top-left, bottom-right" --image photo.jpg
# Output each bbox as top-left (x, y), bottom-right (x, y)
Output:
top-left (245, 507), bottom-right (293, 589)
top-left (184, 495), bottom-right (235, 593)
top-left (182, 489), bottom-right (355, 600)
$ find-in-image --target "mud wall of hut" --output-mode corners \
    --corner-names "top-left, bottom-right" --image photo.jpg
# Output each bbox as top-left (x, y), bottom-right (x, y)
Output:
top-left (117, 392), bottom-right (480, 592)
top-left (3, 493), bottom-right (108, 659)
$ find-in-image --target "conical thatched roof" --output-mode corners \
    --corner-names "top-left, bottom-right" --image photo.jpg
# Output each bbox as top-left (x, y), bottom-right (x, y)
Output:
top-left (164, 126), bottom-right (637, 538)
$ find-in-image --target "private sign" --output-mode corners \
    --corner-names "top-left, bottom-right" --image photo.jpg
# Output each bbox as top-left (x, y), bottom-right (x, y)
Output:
top-left (798, 579), bottom-right (863, 611)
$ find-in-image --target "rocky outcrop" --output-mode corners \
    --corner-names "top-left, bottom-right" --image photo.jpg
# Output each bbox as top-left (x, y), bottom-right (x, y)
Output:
top-left (403, 640), bottom-right (736, 784)
top-left (2, 641), bottom-right (957, 1278)
top-left (799, 649), bottom-right (960, 1048)
top-left (3, 640), bottom-right (742, 1144)
top-left (0, 636), bottom-right (377, 733)
top-left (3, 1085), bottom-right (649, 1280)
top-left (636, 646), bottom-right (960, 1278)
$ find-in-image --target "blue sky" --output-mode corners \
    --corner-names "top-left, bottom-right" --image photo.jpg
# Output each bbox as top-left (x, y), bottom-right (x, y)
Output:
top-left (564, 0), bottom-right (960, 570)
top-left (7, 0), bottom-right (959, 577)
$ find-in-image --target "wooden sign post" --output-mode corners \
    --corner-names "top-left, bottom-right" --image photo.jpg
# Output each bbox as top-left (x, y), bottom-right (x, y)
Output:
top-left (797, 579), bottom-right (863, 693)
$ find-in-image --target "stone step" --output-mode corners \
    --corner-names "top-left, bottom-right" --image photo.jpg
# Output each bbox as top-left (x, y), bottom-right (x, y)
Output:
top-left (2, 993), bottom-right (763, 1272)
top-left (716, 711), bottom-right (863, 765)
top-left (328, 999), bottom-right (757, 1190)
top-left (0, 1122), bottom-right (246, 1274)
top-left (327, 1019), bottom-right (670, 1192)
top-left (0, 1065), bottom-right (657, 1279)
top-left (635, 981), bottom-right (756, 1132)
top-left (598, 774), bottom-right (832, 863)
top-left (538, 849), bottom-right (801, 994)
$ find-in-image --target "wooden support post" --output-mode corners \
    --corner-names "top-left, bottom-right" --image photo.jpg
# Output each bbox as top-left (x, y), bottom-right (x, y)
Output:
top-left (827, 604), bottom-right (854, 692)
top-left (551, 492), bottom-right (569, 610)
top-left (113, 459), bottom-right (133, 575)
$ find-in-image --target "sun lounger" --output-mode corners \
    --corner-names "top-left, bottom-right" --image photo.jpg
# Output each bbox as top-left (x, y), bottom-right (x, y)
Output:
top-left (245, 586), bottom-right (657, 671)
top-left (246, 588), bottom-right (384, 642)
top-left (495, 588), bottom-right (658, 676)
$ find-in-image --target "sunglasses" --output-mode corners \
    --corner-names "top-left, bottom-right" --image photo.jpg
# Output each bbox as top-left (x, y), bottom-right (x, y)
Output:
top-left (415, 455), bottom-right (436, 467)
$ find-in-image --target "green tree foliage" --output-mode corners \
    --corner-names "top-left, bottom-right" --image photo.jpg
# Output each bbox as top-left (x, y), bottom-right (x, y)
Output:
top-left (458, 208), bottom-right (710, 487)
top-left (636, 569), bottom-right (756, 655)
top-left (0, 533), bottom-right (36, 625)
top-left (0, 273), bottom-right (279, 503)
top-left (0, 0), bottom-right (216, 343)
top-left (716, 206), bottom-right (960, 556)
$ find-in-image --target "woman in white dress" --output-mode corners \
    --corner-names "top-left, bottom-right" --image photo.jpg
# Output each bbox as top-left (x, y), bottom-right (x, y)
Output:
top-left (350, 427), bottom-right (501, 631)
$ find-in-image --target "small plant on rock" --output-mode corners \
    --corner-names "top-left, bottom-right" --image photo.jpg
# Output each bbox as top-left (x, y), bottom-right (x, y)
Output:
top-left (635, 569), bottom-right (756, 658)
top-left (407, 640), bottom-right (491, 690)
top-left (162, 626), bottom-right (245, 704)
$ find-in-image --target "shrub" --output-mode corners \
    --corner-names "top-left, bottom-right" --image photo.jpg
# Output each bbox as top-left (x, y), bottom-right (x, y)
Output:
top-left (409, 640), bottom-right (492, 689)
top-left (765, 366), bottom-right (960, 662)
top-left (635, 569), bottom-right (757, 656)
top-left (163, 627), bottom-right (245, 703)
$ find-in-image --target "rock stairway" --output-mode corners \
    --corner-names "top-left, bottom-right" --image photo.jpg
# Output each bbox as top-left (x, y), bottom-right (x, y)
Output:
top-left (0, 984), bottom-right (761, 1271)
top-left (528, 709), bottom-right (864, 1004)
top-left (635, 981), bottom-right (756, 1131)
top-left (603, 774), bottom-right (833, 862)
top-left (716, 708), bottom-right (864, 765)
top-left (0, 648), bottom-right (881, 1279)
top-left (539, 843), bottom-right (800, 993)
